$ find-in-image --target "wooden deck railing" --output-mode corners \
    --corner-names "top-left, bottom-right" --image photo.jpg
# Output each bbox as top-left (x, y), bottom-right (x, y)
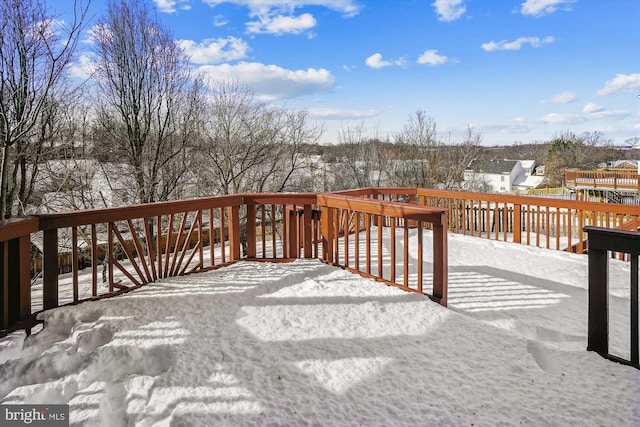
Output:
top-left (330, 187), bottom-right (639, 256)
top-left (317, 193), bottom-right (448, 305)
top-left (35, 194), bottom-right (319, 309)
top-left (415, 188), bottom-right (640, 258)
top-left (565, 169), bottom-right (640, 191)
top-left (0, 218), bottom-right (39, 333)
top-left (1, 190), bottom-right (448, 336)
top-left (585, 226), bottom-right (639, 369)
top-left (3, 187), bottom-right (639, 338)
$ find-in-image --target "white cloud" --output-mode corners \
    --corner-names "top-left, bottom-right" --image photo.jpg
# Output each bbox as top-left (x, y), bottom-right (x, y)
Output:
top-left (82, 25), bottom-right (100, 45)
top-left (585, 109), bottom-right (630, 120)
top-left (540, 113), bottom-right (576, 124)
top-left (597, 73), bottom-right (640, 96)
top-left (364, 53), bottom-right (406, 69)
top-left (68, 52), bottom-right (97, 80)
top-left (203, 1), bottom-right (360, 36)
top-left (582, 102), bottom-right (604, 114)
top-left (202, 0), bottom-right (361, 17)
top-left (481, 36), bottom-right (554, 52)
top-left (539, 108), bottom-right (629, 125)
top-left (247, 13), bottom-right (317, 35)
top-left (196, 62), bottom-right (335, 100)
top-left (35, 19), bottom-right (66, 42)
top-left (365, 53), bottom-right (392, 69)
top-left (153, 0), bottom-right (191, 14)
top-left (308, 108), bottom-right (380, 120)
top-left (417, 49), bottom-right (449, 66)
top-left (520, 0), bottom-right (575, 17)
top-left (432, 0), bottom-right (466, 22)
top-left (539, 91), bottom-right (577, 104)
top-left (213, 15), bottom-right (228, 27)
top-left (484, 105), bottom-right (631, 137)
top-left (178, 37), bottom-right (249, 64)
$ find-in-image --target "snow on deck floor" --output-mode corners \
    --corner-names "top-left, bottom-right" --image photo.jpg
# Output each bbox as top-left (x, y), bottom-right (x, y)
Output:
top-left (1, 234), bottom-right (640, 426)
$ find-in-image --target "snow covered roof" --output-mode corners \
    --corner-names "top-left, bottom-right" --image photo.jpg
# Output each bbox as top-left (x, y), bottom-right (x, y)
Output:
top-left (513, 174), bottom-right (545, 189)
top-left (519, 159), bottom-right (536, 170)
top-left (467, 159), bottom-right (518, 174)
top-left (609, 159), bottom-right (638, 169)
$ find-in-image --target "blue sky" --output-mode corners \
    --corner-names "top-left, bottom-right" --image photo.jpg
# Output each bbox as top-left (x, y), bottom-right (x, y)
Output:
top-left (62, 0), bottom-right (639, 146)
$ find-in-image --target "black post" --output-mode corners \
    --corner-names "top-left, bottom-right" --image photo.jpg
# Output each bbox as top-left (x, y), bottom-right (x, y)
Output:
top-left (587, 245), bottom-right (609, 354)
top-left (631, 255), bottom-right (638, 365)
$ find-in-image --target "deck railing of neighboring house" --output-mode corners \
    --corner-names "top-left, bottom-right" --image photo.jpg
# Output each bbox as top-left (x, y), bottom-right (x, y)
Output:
top-left (585, 226), bottom-right (639, 369)
top-left (565, 169), bottom-right (640, 192)
top-left (1, 190), bottom-right (448, 336)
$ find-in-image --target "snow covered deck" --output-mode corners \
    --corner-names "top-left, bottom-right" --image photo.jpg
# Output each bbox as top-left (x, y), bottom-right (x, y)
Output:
top-left (1, 233), bottom-right (638, 426)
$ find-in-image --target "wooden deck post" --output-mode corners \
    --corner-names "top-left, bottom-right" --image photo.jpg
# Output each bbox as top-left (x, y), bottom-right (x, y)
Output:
top-left (287, 207), bottom-right (298, 258)
top-left (513, 204), bottom-right (522, 244)
top-left (43, 228), bottom-right (59, 310)
top-left (321, 206), bottom-right (334, 264)
top-left (433, 212), bottom-right (448, 307)
top-left (1, 241), bottom-right (7, 329)
top-left (0, 218), bottom-right (38, 332)
top-left (303, 204), bottom-right (312, 258)
top-left (17, 235), bottom-right (32, 320)
top-left (228, 205), bottom-right (241, 261)
top-left (246, 203), bottom-right (256, 258)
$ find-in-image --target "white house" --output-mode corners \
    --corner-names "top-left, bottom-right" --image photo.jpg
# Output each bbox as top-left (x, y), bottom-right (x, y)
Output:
top-left (464, 159), bottom-right (542, 193)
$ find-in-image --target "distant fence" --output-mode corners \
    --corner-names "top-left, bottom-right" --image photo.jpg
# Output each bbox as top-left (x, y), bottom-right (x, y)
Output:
top-left (585, 226), bottom-right (639, 369)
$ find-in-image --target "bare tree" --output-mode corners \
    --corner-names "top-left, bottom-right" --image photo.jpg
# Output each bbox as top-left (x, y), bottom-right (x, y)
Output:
top-left (0, 0), bottom-right (89, 218)
top-left (388, 111), bottom-right (483, 190)
top-left (332, 122), bottom-right (389, 189)
top-left (195, 79), bottom-right (322, 256)
top-left (92, 0), bottom-right (202, 204)
top-left (199, 79), bottom-right (321, 196)
top-left (390, 110), bottom-right (439, 188)
top-left (439, 125), bottom-right (484, 189)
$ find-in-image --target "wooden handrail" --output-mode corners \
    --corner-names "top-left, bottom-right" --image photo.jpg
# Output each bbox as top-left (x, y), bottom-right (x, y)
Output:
top-left (0, 217), bottom-right (39, 241)
top-left (317, 193), bottom-right (448, 306)
top-left (38, 194), bottom-right (244, 229)
top-left (3, 186), bottom-right (640, 338)
top-left (318, 194), bottom-right (446, 224)
top-left (0, 218), bottom-right (37, 333)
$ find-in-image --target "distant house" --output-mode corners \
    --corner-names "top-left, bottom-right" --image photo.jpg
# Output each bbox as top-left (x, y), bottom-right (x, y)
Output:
top-left (464, 159), bottom-right (543, 193)
top-left (607, 159), bottom-right (638, 170)
top-left (519, 160), bottom-right (536, 176)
